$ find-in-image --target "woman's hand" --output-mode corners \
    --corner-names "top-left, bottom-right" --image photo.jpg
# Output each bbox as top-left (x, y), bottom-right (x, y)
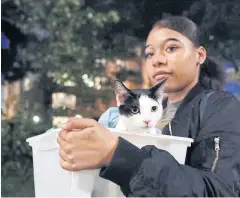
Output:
top-left (57, 117), bottom-right (119, 171)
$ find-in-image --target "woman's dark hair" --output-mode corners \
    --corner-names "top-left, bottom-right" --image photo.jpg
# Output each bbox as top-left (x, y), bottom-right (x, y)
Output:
top-left (152, 16), bottom-right (225, 90)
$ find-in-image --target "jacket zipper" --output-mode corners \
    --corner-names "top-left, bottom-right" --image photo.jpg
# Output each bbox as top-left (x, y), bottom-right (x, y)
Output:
top-left (211, 137), bottom-right (220, 172)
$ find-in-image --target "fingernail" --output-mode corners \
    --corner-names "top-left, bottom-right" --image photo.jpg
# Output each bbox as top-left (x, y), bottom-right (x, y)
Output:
top-left (61, 122), bottom-right (67, 129)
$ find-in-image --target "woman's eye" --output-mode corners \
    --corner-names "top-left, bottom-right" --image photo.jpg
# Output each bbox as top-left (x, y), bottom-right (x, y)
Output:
top-left (151, 106), bottom-right (158, 112)
top-left (145, 53), bottom-right (153, 59)
top-left (166, 46), bottom-right (178, 52)
top-left (131, 107), bottom-right (140, 114)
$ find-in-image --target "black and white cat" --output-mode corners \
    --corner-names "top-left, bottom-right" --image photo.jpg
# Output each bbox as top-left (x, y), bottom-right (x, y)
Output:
top-left (114, 79), bottom-right (166, 134)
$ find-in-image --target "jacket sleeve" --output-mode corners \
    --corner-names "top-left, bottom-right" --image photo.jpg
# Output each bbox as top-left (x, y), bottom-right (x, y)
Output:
top-left (100, 92), bottom-right (240, 197)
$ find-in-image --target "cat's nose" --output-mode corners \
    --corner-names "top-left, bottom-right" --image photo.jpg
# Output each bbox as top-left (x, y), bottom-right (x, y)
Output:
top-left (143, 120), bottom-right (150, 125)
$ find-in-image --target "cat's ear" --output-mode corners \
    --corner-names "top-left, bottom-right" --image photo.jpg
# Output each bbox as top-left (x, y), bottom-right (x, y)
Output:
top-left (151, 79), bottom-right (166, 101)
top-left (114, 80), bottom-right (130, 106)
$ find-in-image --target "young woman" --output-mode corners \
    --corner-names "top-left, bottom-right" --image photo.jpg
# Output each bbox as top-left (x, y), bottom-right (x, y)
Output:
top-left (57, 16), bottom-right (240, 197)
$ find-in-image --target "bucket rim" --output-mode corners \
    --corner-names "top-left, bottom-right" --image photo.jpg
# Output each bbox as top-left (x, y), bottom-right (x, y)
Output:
top-left (108, 128), bottom-right (194, 143)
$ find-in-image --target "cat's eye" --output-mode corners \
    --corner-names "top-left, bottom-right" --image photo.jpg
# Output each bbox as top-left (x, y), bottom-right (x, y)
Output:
top-left (151, 106), bottom-right (158, 112)
top-left (131, 107), bottom-right (139, 114)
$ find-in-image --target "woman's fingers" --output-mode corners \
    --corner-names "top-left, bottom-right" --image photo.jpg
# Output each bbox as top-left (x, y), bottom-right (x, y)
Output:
top-left (61, 118), bottom-right (97, 131)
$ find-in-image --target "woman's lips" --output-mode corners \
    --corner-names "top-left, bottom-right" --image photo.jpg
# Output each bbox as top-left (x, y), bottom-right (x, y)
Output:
top-left (154, 74), bottom-right (170, 81)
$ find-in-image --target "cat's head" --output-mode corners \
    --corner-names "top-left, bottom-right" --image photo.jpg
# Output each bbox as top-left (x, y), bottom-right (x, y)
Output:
top-left (114, 79), bottom-right (166, 129)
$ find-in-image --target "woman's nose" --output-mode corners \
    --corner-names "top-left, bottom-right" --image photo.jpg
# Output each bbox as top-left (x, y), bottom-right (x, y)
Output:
top-left (153, 54), bottom-right (167, 67)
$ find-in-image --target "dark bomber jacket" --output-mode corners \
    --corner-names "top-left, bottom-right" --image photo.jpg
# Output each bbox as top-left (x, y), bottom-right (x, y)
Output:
top-left (99, 83), bottom-right (240, 197)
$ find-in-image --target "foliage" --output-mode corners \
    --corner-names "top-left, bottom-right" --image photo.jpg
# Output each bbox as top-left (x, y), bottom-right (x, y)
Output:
top-left (3, 0), bottom-right (122, 86)
top-left (1, 94), bottom-right (51, 196)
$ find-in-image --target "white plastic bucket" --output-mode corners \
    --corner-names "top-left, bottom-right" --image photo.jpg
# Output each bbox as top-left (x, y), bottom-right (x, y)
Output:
top-left (27, 128), bottom-right (193, 197)
top-left (26, 128), bottom-right (99, 197)
top-left (92, 128), bottom-right (194, 197)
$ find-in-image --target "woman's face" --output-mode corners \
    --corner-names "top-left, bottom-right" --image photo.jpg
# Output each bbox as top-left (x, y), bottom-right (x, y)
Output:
top-left (145, 27), bottom-right (206, 93)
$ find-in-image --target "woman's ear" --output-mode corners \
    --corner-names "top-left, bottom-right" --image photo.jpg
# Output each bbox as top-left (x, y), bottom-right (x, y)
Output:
top-left (197, 46), bottom-right (207, 65)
